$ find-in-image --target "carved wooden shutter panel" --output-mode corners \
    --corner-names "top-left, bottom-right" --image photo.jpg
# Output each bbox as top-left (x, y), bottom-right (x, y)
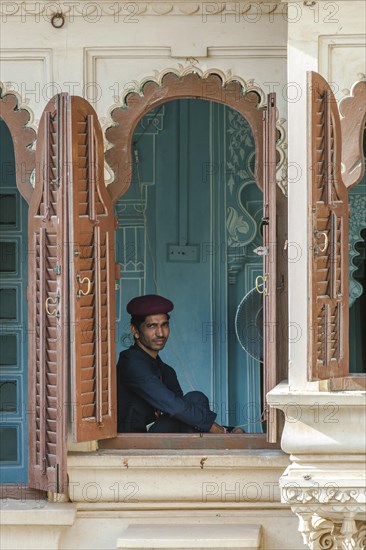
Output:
top-left (28, 94), bottom-right (68, 493)
top-left (308, 72), bottom-right (349, 381)
top-left (69, 97), bottom-right (117, 442)
top-left (262, 93), bottom-right (278, 443)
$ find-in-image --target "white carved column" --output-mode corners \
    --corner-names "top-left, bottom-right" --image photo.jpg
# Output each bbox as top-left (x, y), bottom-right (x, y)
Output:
top-left (267, 383), bottom-right (366, 550)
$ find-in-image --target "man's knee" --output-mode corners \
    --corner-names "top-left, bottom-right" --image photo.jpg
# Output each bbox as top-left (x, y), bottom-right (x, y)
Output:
top-left (184, 391), bottom-right (209, 408)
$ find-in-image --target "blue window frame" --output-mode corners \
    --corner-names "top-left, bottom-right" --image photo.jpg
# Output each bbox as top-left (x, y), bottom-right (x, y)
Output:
top-left (0, 117), bottom-right (28, 484)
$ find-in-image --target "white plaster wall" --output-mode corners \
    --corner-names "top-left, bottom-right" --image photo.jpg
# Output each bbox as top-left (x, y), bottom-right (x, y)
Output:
top-left (0, 10), bottom-right (287, 127)
top-left (59, 509), bottom-right (304, 550)
top-left (286, 0), bottom-right (366, 390)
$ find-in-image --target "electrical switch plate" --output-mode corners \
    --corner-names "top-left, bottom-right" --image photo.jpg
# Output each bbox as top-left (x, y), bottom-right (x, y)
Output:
top-left (167, 244), bottom-right (199, 262)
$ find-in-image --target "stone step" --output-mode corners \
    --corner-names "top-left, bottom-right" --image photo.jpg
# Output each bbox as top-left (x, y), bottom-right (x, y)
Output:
top-left (116, 524), bottom-right (262, 550)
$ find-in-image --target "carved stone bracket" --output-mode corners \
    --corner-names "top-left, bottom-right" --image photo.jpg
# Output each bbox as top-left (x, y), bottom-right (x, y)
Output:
top-left (0, 85), bottom-right (36, 203)
top-left (282, 481), bottom-right (366, 549)
top-left (295, 512), bottom-right (366, 550)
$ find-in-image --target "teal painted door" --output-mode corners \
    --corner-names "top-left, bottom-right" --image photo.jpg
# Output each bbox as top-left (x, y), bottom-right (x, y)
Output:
top-left (0, 118), bottom-right (28, 482)
top-left (115, 99), bottom-right (263, 430)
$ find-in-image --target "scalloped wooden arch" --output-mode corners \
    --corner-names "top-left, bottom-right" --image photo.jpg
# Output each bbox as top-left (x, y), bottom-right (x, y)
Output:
top-left (340, 80), bottom-right (366, 190)
top-left (0, 90), bottom-right (36, 203)
top-left (105, 71), bottom-right (266, 203)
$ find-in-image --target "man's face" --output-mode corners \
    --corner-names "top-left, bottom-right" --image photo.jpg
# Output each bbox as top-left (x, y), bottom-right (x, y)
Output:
top-left (132, 314), bottom-right (170, 358)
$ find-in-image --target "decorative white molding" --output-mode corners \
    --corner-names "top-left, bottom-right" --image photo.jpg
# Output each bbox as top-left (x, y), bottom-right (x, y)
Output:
top-left (84, 46), bottom-right (173, 113)
top-left (113, 63), bottom-right (267, 109)
top-left (296, 513), bottom-right (366, 550)
top-left (0, 1), bottom-right (284, 18)
top-left (0, 81), bottom-right (38, 137)
top-left (207, 46), bottom-right (287, 59)
top-left (318, 34), bottom-right (366, 100)
top-left (101, 59), bottom-right (287, 193)
top-left (0, 49), bottom-right (53, 127)
top-left (282, 486), bottom-right (366, 507)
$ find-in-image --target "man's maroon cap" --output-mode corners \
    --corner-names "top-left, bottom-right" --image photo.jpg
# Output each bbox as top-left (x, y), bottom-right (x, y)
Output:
top-left (126, 294), bottom-right (174, 317)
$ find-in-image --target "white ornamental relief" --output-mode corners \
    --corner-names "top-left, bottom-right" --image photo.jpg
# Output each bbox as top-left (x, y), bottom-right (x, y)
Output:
top-left (297, 513), bottom-right (366, 550)
top-left (226, 206), bottom-right (256, 248)
top-left (0, 1), bottom-right (284, 18)
top-left (283, 485), bottom-right (366, 506)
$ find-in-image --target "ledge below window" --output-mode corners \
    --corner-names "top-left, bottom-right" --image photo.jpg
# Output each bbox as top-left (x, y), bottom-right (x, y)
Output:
top-left (99, 433), bottom-right (280, 450)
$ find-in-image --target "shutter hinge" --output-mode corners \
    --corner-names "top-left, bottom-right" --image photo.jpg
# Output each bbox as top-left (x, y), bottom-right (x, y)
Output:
top-left (253, 246), bottom-right (269, 256)
top-left (56, 463), bottom-right (60, 494)
top-left (260, 405), bottom-right (269, 423)
top-left (42, 456), bottom-right (47, 475)
top-left (277, 274), bottom-right (285, 292)
top-left (261, 217), bottom-right (269, 226)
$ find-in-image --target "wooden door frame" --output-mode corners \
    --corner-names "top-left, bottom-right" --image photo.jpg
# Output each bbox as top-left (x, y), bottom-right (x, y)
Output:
top-left (105, 70), bottom-right (278, 203)
top-left (104, 69), bottom-right (287, 448)
top-left (0, 89), bottom-right (36, 204)
top-left (0, 90), bottom-right (42, 499)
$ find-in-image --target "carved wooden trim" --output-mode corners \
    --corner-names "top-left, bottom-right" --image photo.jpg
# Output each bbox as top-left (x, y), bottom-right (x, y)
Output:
top-left (0, 88), bottom-right (36, 203)
top-left (105, 70), bottom-right (267, 203)
top-left (339, 80), bottom-right (366, 190)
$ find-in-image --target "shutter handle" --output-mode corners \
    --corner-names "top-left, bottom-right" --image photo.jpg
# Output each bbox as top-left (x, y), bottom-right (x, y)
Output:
top-left (45, 295), bottom-right (59, 317)
top-left (317, 231), bottom-right (329, 253)
top-left (76, 274), bottom-right (92, 299)
top-left (255, 275), bottom-right (267, 295)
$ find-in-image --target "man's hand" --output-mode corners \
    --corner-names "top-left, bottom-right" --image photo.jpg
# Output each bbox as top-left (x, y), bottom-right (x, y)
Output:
top-left (208, 423), bottom-right (245, 434)
top-left (209, 422), bottom-right (226, 434)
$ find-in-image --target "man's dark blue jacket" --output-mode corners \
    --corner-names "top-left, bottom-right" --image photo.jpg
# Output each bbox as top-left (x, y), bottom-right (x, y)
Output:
top-left (117, 344), bottom-right (216, 432)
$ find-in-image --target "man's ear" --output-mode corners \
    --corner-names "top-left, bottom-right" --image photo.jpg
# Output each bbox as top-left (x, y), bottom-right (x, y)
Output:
top-left (130, 324), bottom-right (139, 339)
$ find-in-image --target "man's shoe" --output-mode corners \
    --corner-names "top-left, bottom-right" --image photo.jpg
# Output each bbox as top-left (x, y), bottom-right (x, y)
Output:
top-left (230, 426), bottom-right (245, 434)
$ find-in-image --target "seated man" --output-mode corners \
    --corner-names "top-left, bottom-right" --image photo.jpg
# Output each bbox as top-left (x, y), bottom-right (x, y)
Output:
top-left (117, 294), bottom-right (242, 434)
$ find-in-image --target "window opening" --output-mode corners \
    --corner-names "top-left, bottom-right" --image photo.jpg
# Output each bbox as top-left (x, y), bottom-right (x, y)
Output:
top-left (349, 128), bottom-right (366, 373)
top-left (115, 99), bottom-right (264, 433)
top-left (0, 117), bottom-right (28, 483)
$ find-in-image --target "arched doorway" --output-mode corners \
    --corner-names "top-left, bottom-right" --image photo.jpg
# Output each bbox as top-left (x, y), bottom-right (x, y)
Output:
top-left (114, 98), bottom-right (264, 429)
top-left (106, 70), bottom-right (286, 437)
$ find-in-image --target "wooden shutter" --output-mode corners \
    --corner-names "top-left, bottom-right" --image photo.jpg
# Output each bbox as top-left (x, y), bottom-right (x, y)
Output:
top-left (308, 71), bottom-right (349, 381)
top-left (69, 97), bottom-right (117, 442)
top-left (28, 94), bottom-right (68, 493)
top-left (262, 93), bottom-right (278, 443)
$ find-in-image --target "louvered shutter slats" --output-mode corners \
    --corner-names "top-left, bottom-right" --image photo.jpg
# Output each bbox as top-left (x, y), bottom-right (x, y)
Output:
top-left (28, 95), bottom-right (68, 493)
top-left (28, 94), bottom-right (116, 492)
top-left (308, 72), bottom-right (349, 381)
top-left (70, 98), bottom-right (116, 442)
